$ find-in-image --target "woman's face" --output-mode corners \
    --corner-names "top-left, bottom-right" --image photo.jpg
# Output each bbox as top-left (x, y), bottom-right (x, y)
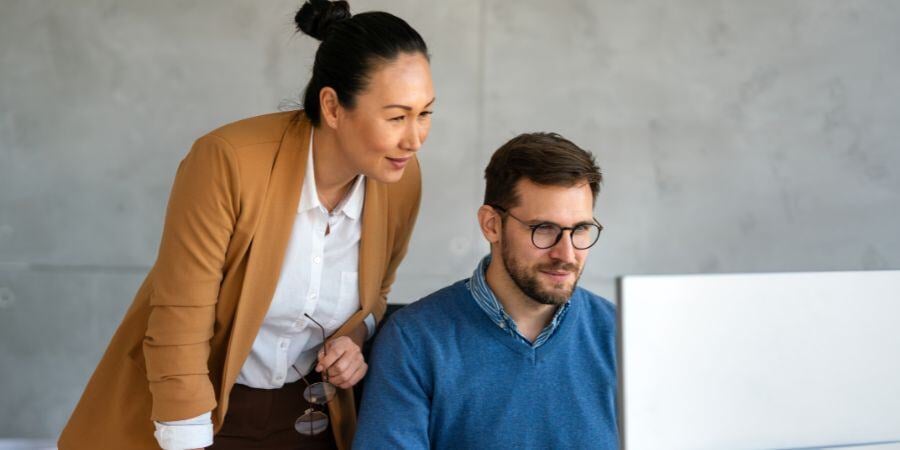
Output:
top-left (332, 52), bottom-right (435, 184)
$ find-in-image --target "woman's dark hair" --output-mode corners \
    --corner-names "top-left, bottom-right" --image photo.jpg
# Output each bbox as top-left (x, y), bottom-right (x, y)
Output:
top-left (484, 132), bottom-right (603, 210)
top-left (295, 0), bottom-right (429, 126)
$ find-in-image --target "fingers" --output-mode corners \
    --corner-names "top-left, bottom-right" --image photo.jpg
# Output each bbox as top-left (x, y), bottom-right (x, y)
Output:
top-left (316, 336), bottom-right (367, 388)
top-left (329, 357), bottom-right (368, 389)
top-left (324, 348), bottom-right (364, 387)
top-left (315, 336), bottom-right (355, 372)
top-left (337, 360), bottom-right (368, 389)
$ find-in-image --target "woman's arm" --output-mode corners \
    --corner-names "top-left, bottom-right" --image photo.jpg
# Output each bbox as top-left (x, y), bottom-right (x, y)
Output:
top-left (143, 134), bottom-right (241, 422)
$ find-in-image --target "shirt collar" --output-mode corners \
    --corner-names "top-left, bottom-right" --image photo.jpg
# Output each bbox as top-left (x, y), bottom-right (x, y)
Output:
top-left (298, 129), bottom-right (366, 219)
top-left (467, 254), bottom-right (571, 348)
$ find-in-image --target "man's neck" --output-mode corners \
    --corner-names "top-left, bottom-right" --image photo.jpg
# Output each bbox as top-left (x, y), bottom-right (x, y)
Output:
top-left (484, 254), bottom-right (558, 343)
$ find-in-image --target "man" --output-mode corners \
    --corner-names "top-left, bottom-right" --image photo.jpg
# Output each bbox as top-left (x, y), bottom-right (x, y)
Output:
top-left (353, 132), bottom-right (618, 449)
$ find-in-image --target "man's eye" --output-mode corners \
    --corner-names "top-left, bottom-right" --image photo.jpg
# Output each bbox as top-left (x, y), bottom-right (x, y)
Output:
top-left (534, 224), bottom-right (558, 236)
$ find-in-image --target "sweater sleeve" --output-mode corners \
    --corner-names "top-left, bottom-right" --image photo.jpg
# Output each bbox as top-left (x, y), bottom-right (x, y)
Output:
top-left (143, 134), bottom-right (240, 421)
top-left (353, 315), bottom-right (431, 449)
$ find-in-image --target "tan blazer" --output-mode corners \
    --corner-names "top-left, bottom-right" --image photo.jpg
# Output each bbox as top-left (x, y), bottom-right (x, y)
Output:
top-left (58, 111), bottom-right (421, 449)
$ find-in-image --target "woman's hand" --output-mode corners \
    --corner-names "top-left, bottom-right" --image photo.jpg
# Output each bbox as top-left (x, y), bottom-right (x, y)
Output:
top-left (315, 321), bottom-right (368, 389)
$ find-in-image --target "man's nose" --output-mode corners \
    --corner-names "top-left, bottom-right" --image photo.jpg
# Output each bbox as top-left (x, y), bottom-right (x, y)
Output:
top-left (548, 230), bottom-right (578, 263)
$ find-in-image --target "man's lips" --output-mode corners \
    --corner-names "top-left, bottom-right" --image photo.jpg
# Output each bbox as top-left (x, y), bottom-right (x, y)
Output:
top-left (540, 269), bottom-right (573, 282)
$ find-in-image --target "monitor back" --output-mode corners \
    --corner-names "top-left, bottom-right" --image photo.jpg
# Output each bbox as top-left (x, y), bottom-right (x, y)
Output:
top-left (618, 270), bottom-right (900, 449)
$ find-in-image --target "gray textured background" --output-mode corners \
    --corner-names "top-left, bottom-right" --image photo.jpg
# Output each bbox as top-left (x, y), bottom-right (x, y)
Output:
top-left (1, 0), bottom-right (899, 440)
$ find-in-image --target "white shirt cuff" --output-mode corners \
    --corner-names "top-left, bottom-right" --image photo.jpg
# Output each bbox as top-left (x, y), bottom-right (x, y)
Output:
top-left (364, 313), bottom-right (377, 340)
top-left (153, 411), bottom-right (214, 450)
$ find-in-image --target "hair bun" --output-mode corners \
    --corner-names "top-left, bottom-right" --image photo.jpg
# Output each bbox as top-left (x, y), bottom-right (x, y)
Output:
top-left (295, 0), bottom-right (351, 41)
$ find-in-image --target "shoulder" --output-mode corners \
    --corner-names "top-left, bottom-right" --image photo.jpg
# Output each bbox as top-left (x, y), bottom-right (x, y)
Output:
top-left (181, 111), bottom-right (306, 186)
top-left (573, 287), bottom-right (617, 329)
top-left (380, 281), bottom-right (470, 339)
top-left (203, 110), bottom-right (300, 151)
top-left (183, 111), bottom-right (301, 163)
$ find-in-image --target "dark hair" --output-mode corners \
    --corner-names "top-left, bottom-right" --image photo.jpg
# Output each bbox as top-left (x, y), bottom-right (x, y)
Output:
top-left (295, 0), bottom-right (429, 126)
top-left (484, 132), bottom-right (602, 210)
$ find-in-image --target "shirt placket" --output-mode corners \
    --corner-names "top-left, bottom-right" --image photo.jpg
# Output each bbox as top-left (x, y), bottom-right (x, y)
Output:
top-left (303, 209), bottom-right (328, 323)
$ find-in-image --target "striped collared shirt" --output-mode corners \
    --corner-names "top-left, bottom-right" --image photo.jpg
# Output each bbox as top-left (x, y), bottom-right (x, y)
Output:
top-left (466, 254), bottom-right (570, 348)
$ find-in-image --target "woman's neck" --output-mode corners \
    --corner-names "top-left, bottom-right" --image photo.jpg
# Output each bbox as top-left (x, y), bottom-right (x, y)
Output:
top-left (311, 125), bottom-right (358, 212)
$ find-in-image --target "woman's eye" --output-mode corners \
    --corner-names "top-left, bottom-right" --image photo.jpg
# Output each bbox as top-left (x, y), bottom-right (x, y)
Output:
top-left (419, 110), bottom-right (433, 118)
top-left (389, 116), bottom-right (405, 122)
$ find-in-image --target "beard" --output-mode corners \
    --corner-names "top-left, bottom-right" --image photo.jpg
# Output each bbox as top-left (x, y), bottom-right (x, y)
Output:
top-left (501, 237), bottom-right (582, 306)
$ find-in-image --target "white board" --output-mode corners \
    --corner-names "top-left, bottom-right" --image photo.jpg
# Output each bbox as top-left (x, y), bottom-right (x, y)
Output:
top-left (619, 270), bottom-right (900, 450)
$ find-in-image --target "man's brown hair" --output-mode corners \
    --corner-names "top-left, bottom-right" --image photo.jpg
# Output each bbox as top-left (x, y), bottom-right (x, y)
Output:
top-left (483, 132), bottom-right (602, 210)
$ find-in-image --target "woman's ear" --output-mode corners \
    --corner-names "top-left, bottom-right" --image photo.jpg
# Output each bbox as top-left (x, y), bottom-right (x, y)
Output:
top-left (319, 87), bottom-right (340, 129)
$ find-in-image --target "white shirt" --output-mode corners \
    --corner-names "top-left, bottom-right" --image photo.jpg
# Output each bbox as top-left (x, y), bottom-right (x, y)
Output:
top-left (153, 130), bottom-right (375, 450)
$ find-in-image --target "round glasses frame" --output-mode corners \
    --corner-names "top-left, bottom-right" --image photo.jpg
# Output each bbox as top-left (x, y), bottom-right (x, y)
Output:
top-left (490, 204), bottom-right (603, 250)
top-left (292, 313), bottom-right (337, 436)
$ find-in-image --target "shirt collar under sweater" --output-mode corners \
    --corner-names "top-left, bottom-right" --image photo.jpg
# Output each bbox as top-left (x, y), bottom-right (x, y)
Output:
top-left (467, 254), bottom-right (571, 348)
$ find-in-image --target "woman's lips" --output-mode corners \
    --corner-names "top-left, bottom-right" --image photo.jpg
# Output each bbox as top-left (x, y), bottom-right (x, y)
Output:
top-left (386, 156), bottom-right (411, 169)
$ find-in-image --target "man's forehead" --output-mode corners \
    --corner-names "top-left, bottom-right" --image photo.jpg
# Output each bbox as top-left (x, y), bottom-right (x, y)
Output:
top-left (512, 179), bottom-right (595, 218)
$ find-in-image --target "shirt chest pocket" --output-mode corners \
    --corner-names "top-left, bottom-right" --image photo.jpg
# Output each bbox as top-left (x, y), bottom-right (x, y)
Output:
top-left (324, 270), bottom-right (359, 331)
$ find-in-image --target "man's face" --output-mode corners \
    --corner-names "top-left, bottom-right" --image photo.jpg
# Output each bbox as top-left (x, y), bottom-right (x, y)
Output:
top-left (498, 179), bottom-right (596, 305)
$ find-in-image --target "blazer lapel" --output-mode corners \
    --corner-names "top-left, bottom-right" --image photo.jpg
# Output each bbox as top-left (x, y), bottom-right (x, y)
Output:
top-left (358, 179), bottom-right (388, 313)
top-left (329, 177), bottom-right (388, 340)
top-left (220, 115), bottom-right (310, 402)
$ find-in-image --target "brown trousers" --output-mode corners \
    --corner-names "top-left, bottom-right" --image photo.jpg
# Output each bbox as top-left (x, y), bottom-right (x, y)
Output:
top-left (209, 374), bottom-right (338, 450)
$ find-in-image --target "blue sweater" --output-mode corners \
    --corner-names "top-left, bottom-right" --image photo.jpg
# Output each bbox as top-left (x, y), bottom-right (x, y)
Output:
top-left (354, 279), bottom-right (619, 450)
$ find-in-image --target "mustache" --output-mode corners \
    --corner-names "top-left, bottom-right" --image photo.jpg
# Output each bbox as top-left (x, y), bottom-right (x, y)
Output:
top-left (536, 261), bottom-right (580, 273)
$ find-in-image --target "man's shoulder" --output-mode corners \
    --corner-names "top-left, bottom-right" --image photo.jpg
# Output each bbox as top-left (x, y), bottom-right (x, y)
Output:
top-left (372, 279), bottom-right (472, 357)
top-left (573, 287), bottom-right (617, 325)
top-left (388, 279), bottom-right (471, 329)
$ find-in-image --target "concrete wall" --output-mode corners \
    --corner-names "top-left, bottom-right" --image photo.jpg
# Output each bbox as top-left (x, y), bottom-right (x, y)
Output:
top-left (1, 0), bottom-right (898, 439)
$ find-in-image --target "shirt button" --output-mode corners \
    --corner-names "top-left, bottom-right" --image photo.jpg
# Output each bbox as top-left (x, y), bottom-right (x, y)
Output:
top-left (313, 256), bottom-right (321, 264)
top-left (499, 322), bottom-right (506, 329)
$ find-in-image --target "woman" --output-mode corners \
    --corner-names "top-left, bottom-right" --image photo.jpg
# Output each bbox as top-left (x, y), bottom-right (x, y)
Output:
top-left (58, 1), bottom-right (434, 449)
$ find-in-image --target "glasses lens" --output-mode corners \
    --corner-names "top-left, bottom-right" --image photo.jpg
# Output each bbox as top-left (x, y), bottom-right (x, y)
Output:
top-left (304, 381), bottom-right (337, 405)
top-left (572, 224), bottom-right (601, 249)
top-left (532, 223), bottom-right (562, 248)
top-left (295, 409), bottom-right (329, 436)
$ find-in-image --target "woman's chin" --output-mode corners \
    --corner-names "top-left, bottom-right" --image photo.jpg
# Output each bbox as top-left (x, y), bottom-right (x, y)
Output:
top-left (370, 167), bottom-right (406, 184)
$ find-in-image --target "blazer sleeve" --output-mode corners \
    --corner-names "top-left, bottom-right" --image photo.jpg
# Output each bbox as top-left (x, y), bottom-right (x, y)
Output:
top-left (375, 157), bottom-right (422, 323)
top-left (142, 134), bottom-right (240, 421)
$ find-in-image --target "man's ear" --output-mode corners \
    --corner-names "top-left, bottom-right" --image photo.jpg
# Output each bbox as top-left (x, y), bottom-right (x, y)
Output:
top-left (477, 205), bottom-right (502, 245)
top-left (319, 87), bottom-right (341, 129)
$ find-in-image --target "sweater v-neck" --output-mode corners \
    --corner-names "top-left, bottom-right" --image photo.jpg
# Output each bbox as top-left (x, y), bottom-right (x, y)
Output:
top-left (455, 280), bottom-right (579, 359)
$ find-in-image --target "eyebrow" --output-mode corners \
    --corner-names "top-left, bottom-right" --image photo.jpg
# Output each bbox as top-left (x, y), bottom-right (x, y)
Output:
top-left (382, 97), bottom-right (436, 111)
top-left (529, 218), bottom-right (597, 227)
